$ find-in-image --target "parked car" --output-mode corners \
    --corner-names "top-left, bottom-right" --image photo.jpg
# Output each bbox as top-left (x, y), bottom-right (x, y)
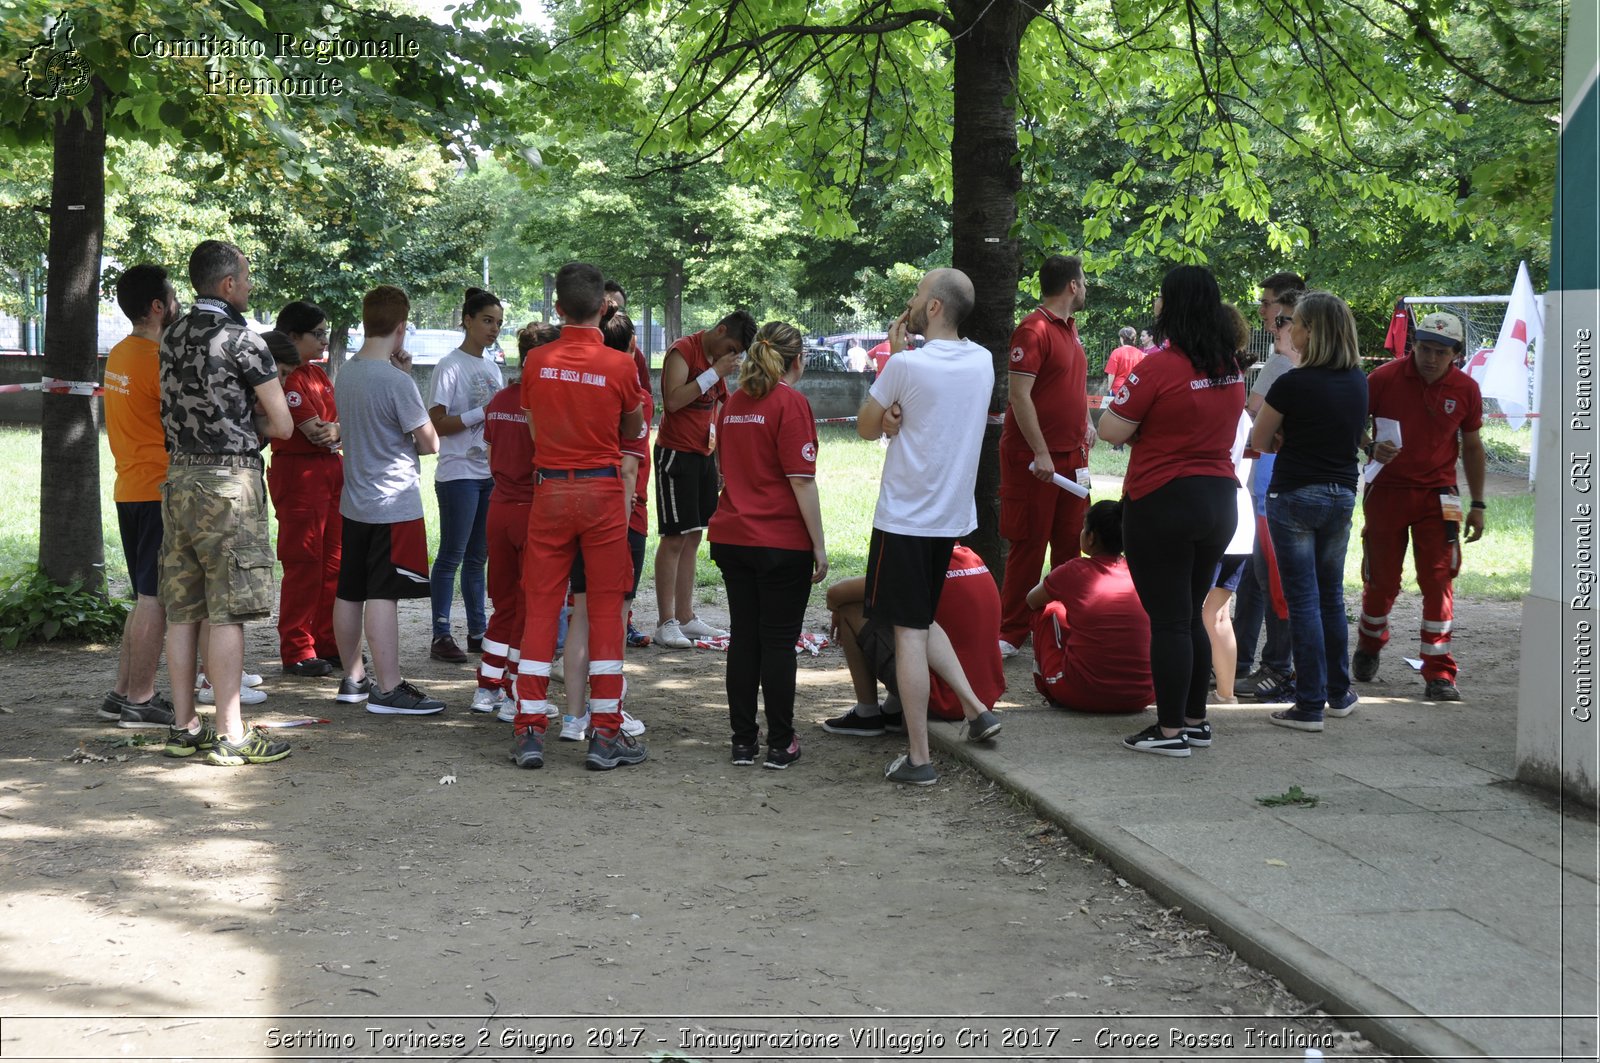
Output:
top-left (345, 327), bottom-right (505, 366)
top-left (803, 344), bottom-right (847, 372)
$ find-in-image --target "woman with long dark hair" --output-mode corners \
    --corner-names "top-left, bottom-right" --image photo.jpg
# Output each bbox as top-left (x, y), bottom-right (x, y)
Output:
top-left (1097, 265), bottom-right (1246, 757)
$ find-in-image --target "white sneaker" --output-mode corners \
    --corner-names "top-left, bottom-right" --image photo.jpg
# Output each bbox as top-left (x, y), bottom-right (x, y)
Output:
top-left (998, 639), bottom-right (1019, 659)
top-left (496, 699), bottom-right (518, 723)
top-left (550, 656), bottom-right (564, 685)
top-left (653, 620), bottom-right (694, 649)
top-left (196, 677), bottom-right (267, 705)
top-left (241, 670), bottom-right (264, 688)
top-left (621, 709), bottom-right (645, 737)
top-left (469, 686), bottom-right (506, 714)
top-left (679, 616), bottom-right (727, 639)
top-left (559, 712), bottom-right (589, 741)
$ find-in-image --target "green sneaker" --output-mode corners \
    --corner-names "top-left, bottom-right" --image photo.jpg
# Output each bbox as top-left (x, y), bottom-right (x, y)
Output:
top-left (205, 727), bottom-right (291, 766)
top-left (163, 722), bottom-right (220, 758)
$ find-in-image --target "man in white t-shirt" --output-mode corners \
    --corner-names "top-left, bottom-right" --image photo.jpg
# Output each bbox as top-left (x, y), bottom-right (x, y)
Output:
top-left (856, 268), bottom-right (1004, 786)
top-left (846, 341), bottom-right (869, 373)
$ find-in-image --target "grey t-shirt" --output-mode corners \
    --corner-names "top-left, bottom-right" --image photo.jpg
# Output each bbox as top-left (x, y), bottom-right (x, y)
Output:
top-left (1251, 352), bottom-right (1294, 398)
top-left (336, 357), bottom-right (430, 523)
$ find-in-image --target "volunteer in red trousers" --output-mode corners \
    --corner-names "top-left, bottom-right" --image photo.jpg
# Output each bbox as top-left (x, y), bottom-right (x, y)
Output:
top-left (997, 254), bottom-right (1096, 657)
top-left (473, 323), bottom-right (561, 720)
top-left (511, 263), bottom-right (645, 772)
top-left (267, 301), bottom-right (343, 677)
top-left (1354, 311), bottom-right (1487, 702)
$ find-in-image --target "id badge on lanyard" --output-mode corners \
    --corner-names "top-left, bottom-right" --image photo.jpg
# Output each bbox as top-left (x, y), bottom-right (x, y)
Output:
top-left (1439, 490), bottom-right (1462, 543)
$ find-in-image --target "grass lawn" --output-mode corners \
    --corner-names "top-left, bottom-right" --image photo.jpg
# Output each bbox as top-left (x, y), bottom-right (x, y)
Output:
top-left (0, 420), bottom-right (1535, 608)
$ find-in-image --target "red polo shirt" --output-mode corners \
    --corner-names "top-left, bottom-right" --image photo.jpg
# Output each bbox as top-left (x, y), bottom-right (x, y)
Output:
top-left (485, 383), bottom-right (533, 504)
top-left (1110, 346), bottom-right (1245, 501)
top-left (1104, 344), bottom-right (1145, 396)
top-left (707, 382), bottom-right (819, 552)
top-left (930, 546), bottom-right (1007, 717)
top-left (656, 331), bottom-right (726, 455)
top-left (520, 326), bottom-right (640, 471)
top-left (1365, 356), bottom-right (1483, 489)
top-left (1000, 306), bottom-right (1088, 454)
top-left (271, 363), bottom-right (338, 457)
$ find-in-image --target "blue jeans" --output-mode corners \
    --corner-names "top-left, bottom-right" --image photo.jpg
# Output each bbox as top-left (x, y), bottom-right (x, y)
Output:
top-left (1266, 483), bottom-right (1355, 715)
top-left (431, 477), bottom-right (493, 638)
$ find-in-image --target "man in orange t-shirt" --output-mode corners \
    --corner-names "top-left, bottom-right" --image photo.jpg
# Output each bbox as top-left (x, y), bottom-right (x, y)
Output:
top-left (99, 264), bottom-right (179, 730)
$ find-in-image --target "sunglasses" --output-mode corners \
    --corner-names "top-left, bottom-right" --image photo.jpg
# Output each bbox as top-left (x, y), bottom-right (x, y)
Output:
top-left (1273, 314), bottom-right (1291, 329)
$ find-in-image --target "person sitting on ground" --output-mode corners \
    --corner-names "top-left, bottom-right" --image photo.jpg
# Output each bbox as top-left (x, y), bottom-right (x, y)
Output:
top-left (823, 544), bottom-right (1006, 736)
top-left (1024, 499), bottom-right (1153, 714)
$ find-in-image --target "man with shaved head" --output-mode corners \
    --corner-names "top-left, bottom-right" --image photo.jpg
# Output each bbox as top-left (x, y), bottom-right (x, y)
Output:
top-left (856, 267), bottom-right (1005, 786)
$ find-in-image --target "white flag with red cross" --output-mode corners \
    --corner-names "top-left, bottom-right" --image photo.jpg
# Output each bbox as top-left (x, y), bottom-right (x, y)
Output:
top-left (1483, 260), bottom-right (1543, 430)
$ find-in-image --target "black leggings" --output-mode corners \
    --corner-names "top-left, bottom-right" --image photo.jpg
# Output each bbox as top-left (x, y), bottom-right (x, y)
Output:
top-left (1123, 476), bottom-right (1238, 730)
top-left (710, 542), bottom-right (813, 749)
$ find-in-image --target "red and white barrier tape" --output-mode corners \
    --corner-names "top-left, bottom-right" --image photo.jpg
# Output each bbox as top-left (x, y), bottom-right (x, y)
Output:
top-left (0, 378), bottom-right (105, 396)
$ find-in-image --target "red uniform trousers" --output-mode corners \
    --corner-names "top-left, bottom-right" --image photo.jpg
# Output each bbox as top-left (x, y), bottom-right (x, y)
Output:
top-left (998, 445), bottom-right (1089, 645)
top-left (477, 498), bottom-right (530, 694)
top-left (1357, 485), bottom-right (1462, 682)
top-left (266, 453), bottom-right (342, 666)
top-left (1030, 602), bottom-right (1151, 714)
top-left (514, 476), bottom-right (631, 732)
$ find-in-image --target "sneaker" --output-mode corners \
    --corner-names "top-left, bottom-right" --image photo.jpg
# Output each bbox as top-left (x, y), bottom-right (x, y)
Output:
top-left (1268, 709), bottom-right (1325, 732)
top-left (496, 699), bottom-right (518, 724)
top-left (730, 739), bottom-right (760, 766)
top-left (764, 737), bottom-right (802, 770)
top-left (284, 657), bottom-right (335, 678)
top-left (626, 621), bottom-right (651, 648)
top-left (335, 675), bottom-right (372, 703)
top-left (1250, 667), bottom-right (1296, 703)
top-left (367, 680), bottom-right (446, 715)
top-left (559, 712), bottom-right (589, 741)
top-left (653, 620), bottom-right (694, 648)
top-left (884, 754), bottom-right (938, 785)
top-left (550, 656), bottom-right (565, 686)
top-left (430, 635), bottom-right (468, 663)
top-left (1326, 690), bottom-right (1359, 718)
top-left (1425, 678), bottom-right (1462, 702)
top-left (205, 727), bottom-right (291, 766)
top-left (967, 710), bottom-right (1003, 742)
top-left (197, 679), bottom-right (266, 705)
top-left (98, 690), bottom-right (130, 721)
top-left (467, 634), bottom-right (484, 654)
top-left (163, 721), bottom-right (219, 758)
top-left (510, 726), bottom-right (545, 769)
top-left (586, 728), bottom-right (648, 770)
top-left (118, 694), bottom-right (175, 729)
top-left (241, 670), bottom-right (264, 689)
top-left (998, 639), bottom-right (1019, 659)
top-left (1122, 724), bottom-right (1192, 757)
top-left (679, 616), bottom-right (727, 639)
top-left (1182, 719), bottom-right (1213, 747)
top-left (1352, 650), bottom-right (1380, 682)
top-left (821, 707), bottom-right (886, 736)
top-left (1233, 667), bottom-right (1268, 697)
top-left (470, 686), bottom-right (507, 714)
top-left (881, 713), bottom-right (906, 734)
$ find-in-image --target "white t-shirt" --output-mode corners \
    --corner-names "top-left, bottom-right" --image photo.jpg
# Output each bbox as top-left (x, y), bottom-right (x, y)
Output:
top-left (1224, 410), bottom-right (1256, 556)
top-left (868, 337), bottom-right (994, 537)
top-left (428, 348), bottom-right (504, 482)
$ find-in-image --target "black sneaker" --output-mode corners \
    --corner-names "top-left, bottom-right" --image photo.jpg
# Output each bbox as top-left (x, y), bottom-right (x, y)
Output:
top-left (587, 728), bottom-right (647, 770)
top-left (118, 694), bottom-right (175, 729)
top-left (1122, 724), bottom-right (1191, 757)
top-left (884, 754), bottom-right (938, 785)
top-left (1251, 667), bottom-right (1296, 702)
top-left (334, 675), bottom-right (372, 703)
top-left (163, 721), bottom-right (219, 758)
top-left (98, 690), bottom-right (131, 722)
top-left (205, 727), bottom-right (291, 766)
top-left (284, 657), bottom-right (335, 678)
top-left (764, 737), bottom-right (801, 770)
top-left (1352, 650), bottom-right (1379, 682)
top-left (510, 726), bottom-right (545, 769)
top-left (1233, 667), bottom-right (1267, 698)
top-left (821, 708), bottom-right (886, 736)
top-left (1182, 719), bottom-right (1213, 747)
top-left (730, 740), bottom-right (759, 766)
top-left (881, 713), bottom-right (906, 734)
top-left (1425, 679), bottom-right (1462, 702)
top-left (467, 634), bottom-right (484, 654)
top-left (367, 680), bottom-right (445, 715)
top-left (967, 710), bottom-right (1003, 742)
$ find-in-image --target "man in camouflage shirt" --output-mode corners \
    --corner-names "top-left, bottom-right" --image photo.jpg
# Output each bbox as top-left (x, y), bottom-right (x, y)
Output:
top-left (158, 240), bottom-right (294, 766)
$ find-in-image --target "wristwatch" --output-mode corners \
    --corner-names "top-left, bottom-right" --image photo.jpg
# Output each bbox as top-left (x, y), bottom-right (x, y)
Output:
top-left (1470, 500), bottom-right (1486, 510)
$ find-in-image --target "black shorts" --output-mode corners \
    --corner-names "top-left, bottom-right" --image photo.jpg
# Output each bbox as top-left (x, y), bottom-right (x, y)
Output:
top-left (654, 445), bottom-right (718, 536)
top-left (863, 529), bottom-right (955, 630)
top-left (569, 528), bottom-right (647, 599)
top-left (337, 517), bottom-right (431, 602)
top-left (858, 618), bottom-right (900, 695)
top-left (116, 500), bottom-right (163, 598)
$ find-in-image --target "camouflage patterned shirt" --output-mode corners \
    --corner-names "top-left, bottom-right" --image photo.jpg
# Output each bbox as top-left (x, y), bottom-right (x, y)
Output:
top-left (160, 301), bottom-right (276, 455)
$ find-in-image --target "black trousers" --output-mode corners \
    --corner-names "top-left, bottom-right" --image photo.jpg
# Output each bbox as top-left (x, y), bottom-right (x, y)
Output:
top-left (710, 543), bottom-right (813, 749)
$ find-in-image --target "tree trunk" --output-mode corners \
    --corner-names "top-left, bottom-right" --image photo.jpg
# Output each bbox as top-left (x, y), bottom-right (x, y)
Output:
top-left (949, 1), bottom-right (1031, 580)
top-left (664, 261), bottom-right (684, 343)
top-left (38, 82), bottom-right (107, 591)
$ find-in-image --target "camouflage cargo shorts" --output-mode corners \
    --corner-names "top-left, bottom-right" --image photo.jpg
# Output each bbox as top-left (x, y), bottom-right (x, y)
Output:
top-left (159, 464), bottom-right (274, 625)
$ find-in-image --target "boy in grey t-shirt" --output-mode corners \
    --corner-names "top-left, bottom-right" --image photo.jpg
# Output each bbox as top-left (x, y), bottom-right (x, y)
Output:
top-left (331, 286), bottom-right (446, 715)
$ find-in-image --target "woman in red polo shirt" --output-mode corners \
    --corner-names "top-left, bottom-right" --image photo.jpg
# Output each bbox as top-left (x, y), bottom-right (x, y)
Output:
top-left (1097, 265), bottom-right (1246, 758)
top-left (708, 321), bottom-right (827, 770)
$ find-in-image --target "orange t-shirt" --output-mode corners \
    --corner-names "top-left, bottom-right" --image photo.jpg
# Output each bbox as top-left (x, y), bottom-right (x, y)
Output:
top-left (104, 335), bottom-right (168, 502)
top-left (520, 326), bottom-right (642, 471)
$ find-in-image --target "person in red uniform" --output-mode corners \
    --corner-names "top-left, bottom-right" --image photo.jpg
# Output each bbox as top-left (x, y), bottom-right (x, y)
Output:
top-left (822, 545), bottom-right (1006, 734)
top-left (1354, 312), bottom-right (1487, 702)
top-left (473, 323), bottom-right (561, 720)
top-left (652, 309), bottom-right (757, 649)
top-left (997, 254), bottom-right (1096, 656)
top-left (1026, 499), bottom-right (1153, 714)
top-left (604, 280), bottom-right (655, 648)
top-left (1103, 327), bottom-right (1145, 398)
top-left (266, 301), bottom-right (343, 677)
top-left (511, 263), bottom-right (645, 771)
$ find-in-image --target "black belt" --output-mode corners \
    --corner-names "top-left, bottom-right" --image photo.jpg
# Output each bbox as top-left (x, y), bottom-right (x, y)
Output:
top-left (169, 452), bottom-right (263, 471)
top-left (536, 466), bottom-right (619, 483)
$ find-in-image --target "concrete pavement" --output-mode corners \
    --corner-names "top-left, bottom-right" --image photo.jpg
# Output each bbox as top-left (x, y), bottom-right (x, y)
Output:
top-left (928, 674), bottom-right (1599, 1061)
